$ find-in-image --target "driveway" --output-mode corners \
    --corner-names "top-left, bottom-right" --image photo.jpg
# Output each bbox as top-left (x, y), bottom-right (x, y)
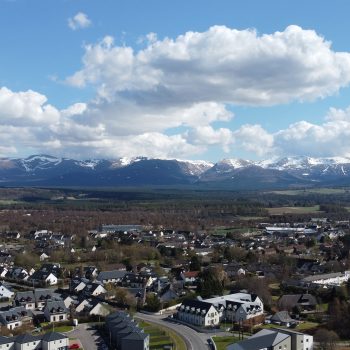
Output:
top-left (69, 324), bottom-right (107, 350)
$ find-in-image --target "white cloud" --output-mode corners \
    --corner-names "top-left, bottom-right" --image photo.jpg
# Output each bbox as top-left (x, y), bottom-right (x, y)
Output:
top-left (67, 25), bottom-right (350, 105)
top-left (68, 12), bottom-right (91, 31)
top-left (4, 25), bottom-right (350, 160)
top-left (187, 126), bottom-right (233, 152)
top-left (0, 87), bottom-right (60, 126)
top-left (233, 124), bottom-right (275, 156)
top-left (230, 107), bottom-right (350, 158)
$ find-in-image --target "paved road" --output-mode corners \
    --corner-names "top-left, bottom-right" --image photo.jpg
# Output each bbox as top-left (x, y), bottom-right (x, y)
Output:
top-left (135, 312), bottom-right (213, 350)
top-left (69, 324), bottom-right (107, 350)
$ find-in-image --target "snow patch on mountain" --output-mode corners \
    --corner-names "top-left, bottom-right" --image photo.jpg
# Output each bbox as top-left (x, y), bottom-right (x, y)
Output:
top-left (19, 155), bottom-right (62, 172)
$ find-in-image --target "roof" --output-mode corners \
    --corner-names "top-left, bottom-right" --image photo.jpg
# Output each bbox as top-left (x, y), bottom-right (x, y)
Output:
top-left (34, 289), bottom-right (53, 301)
top-left (278, 294), bottom-right (317, 307)
top-left (271, 311), bottom-right (295, 323)
top-left (44, 301), bottom-right (68, 314)
top-left (15, 333), bottom-right (41, 344)
top-left (302, 272), bottom-right (345, 282)
top-left (180, 299), bottom-right (214, 313)
top-left (121, 330), bottom-right (149, 341)
top-left (0, 336), bottom-right (15, 345)
top-left (42, 332), bottom-right (67, 342)
top-left (229, 329), bottom-right (290, 350)
top-left (97, 270), bottom-right (127, 281)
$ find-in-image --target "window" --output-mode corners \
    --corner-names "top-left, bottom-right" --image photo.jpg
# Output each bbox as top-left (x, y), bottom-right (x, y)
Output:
top-left (306, 339), bottom-right (309, 342)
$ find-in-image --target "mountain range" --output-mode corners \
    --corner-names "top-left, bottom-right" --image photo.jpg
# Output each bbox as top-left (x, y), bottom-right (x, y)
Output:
top-left (1, 154), bottom-right (350, 189)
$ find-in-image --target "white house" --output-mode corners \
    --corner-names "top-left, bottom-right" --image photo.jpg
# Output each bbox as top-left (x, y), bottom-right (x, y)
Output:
top-left (227, 328), bottom-right (313, 350)
top-left (44, 301), bottom-right (68, 323)
top-left (0, 283), bottom-right (14, 299)
top-left (301, 271), bottom-right (350, 287)
top-left (205, 293), bottom-right (264, 322)
top-left (177, 300), bottom-right (220, 326)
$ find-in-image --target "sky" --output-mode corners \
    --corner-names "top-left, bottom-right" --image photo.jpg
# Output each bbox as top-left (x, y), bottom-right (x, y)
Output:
top-left (2, 0), bottom-right (350, 161)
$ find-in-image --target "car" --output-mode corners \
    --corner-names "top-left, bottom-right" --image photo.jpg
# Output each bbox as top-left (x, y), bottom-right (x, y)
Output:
top-left (69, 344), bottom-right (80, 349)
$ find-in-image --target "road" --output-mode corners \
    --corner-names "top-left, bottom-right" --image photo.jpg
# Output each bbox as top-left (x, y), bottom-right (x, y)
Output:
top-left (135, 312), bottom-right (229, 350)
top-left (69, 324), bottom-right (107, 350)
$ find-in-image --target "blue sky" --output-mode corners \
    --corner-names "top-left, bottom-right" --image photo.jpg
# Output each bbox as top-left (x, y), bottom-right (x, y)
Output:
top-left (1, 0), bottom-right (350, 161)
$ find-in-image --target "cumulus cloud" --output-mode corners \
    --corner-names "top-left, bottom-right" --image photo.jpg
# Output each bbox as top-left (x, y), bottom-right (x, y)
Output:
top-left (233, 124), bottom-right (275, 156)
top-left (67, 25), bottom-right (350, 105)
top-left (0, 87), bottom-right (60, 126)
top-left (68, 12), bottom-right (91, 30)
top-left (231, 106), bottom-right (350, 158)
top-left (4, 25), bottom-right (350, 160)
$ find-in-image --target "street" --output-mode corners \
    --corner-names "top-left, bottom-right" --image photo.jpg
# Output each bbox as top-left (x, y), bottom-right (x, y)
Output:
top-left (135, 312), bottom-right (231, 350)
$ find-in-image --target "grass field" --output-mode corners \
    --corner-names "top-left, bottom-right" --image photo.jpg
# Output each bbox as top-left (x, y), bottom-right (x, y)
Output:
top-left (267, 205), bottom-right (321, 215)
top-left (137, 320), bottom-right (186, 350)
top-left (212, 336), bottom-right (239, 350)
top-left (269, 188), bottom-right (350, 195)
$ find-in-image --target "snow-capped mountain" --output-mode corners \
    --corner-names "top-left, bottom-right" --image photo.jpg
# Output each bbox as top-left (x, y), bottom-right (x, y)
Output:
top-left (1, 154), bottom-right (350, 188)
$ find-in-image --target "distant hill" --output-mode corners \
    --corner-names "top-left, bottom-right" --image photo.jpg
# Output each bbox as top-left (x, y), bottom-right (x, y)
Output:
top-left (1, 154), bottom-right (350, 189)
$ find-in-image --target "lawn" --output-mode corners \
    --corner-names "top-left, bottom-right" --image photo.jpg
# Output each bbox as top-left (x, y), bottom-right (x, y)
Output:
top-left (43, 325), bottom-right (73, 333)
top-left (137, 319), bottom-right (186, 350)
top-left (295, 322), bottom-right (320, 331)
top-left (212, 336), bottom-right (239, 350)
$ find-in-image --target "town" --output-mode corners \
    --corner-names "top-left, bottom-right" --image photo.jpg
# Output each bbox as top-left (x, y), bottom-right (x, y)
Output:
top-left (0, 205), bottom-right (350, 350)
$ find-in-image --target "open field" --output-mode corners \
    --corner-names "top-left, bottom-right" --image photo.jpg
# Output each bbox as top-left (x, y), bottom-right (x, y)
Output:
top-left (267, 205), bottom-right (321, 215)
top-left (269, 188), bottom-right (350, 196)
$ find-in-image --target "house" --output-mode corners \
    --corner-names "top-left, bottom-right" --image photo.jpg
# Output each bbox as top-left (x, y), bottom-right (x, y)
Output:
top-left (74, 298), bottom-right (109, 316)
top-left (39, 253), bottom-right (50, 262)
top-left (83, 266), bottom-right (99, 279)
top-left (204, 293), bottom-right (264, 323)
top-left (0, 267), bottom-right (8, 277)
top-left (70, 278), bottom-right (89, 293)
top-left (122, 273), bottom-right (154, 288)
top-left (227, 328), bottom-right (313, 350)
top-left (34, 289), bottom-right (54, 310)
top-left (14, 291), bottom-right (36, 310)
top-left (0, 333), bottom-right (68, 350)
top-left (300, 271), bottom-right (350, 287)
top-left (96, 270), bottom-right (127, 284)
top-left (177, 299), bottom-right (219, 327)
top-left (278, 294), bottom-right (317, 312)
top-left (0, 335), bottom-right (14, 350)
top-left (14, 289), bottom-right (56, 310)
top-left (180, 271), bottom-right (200, 285)
top-left (43, 301), bottom-right (68, 322)
top-left (0, 282), bottom-right (14, 299)
top-left (30, 271), bottom-right (58, 286)
top-left (83, 282), bottom-right (107, 297)
top-left (15, 334), bottom-right (42, 350)
top-left (41, 332), bottom-right (69, 350)
top-left (0, 307), bottom-right (32, 330)
top-left (270, 311), bottom-right (296, 327)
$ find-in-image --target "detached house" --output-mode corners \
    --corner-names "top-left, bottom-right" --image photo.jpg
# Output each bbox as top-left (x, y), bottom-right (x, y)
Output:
top-left (44, 301), bottom-right (68, 323)
top-left (0, 307), bottom-right (32, 330)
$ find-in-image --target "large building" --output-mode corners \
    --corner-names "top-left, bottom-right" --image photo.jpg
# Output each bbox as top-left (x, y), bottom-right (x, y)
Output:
top-left (227, 328), bottom-right (313, 350)
top-left (177, 293), bottom-right (264, 327)
top-left (105, 311), bottom-right (149, 350)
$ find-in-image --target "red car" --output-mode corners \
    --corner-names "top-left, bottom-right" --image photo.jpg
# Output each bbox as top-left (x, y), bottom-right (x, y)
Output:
top-left (69, 344), bottom-right (80, 349)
